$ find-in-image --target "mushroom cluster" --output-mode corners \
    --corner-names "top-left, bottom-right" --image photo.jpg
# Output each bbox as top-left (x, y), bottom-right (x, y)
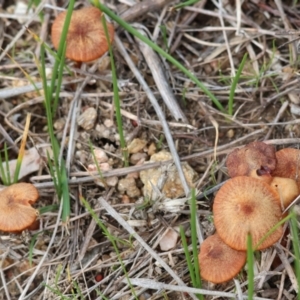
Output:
top-left (198, 142), bottom-right (300, 284)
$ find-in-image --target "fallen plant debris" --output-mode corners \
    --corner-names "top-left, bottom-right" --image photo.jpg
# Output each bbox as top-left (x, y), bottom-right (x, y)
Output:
top-left (1, 0), bottom-right (300, 299)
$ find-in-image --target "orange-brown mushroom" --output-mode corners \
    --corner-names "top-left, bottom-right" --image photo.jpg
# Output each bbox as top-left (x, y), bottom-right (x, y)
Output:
top-left (213, 176), bottom-right (283, 250)
top-left (51, 6), bottom-right (115, 62)
top-left (226, 141), bottom-right (276, 178)
top-left (272, 148), bottom-right (300, 190)
top-left (198, 233), bottom-right (246, 284)
top-left (249, 169), bottom-right (273, 184)
top-left (270, 177), bottom-right (299, 210)
top-left (0, 183), bottom-right (39, 232)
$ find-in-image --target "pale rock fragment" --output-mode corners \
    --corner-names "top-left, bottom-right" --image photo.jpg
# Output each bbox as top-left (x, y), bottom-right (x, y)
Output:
top-left (118, 177), bottom-right (141, 198)
top-left (88, 161), bottom-right (118, 187)
top-left (77, 107), bottom-right (97, 130)
top-left (140, 150), bottom-right (196, 199)
top-left (54, 118), bottom-right (66, 131)
top-left (130, 152), bottom-right (147, 165)
top-left (93, 148), bottom-right (108, 163)
top-left (159, 228), bottom-right (179, 251)
top-left (147, 142), bottom-right (156, 156)
top-left (95, 124), bottom-right (115, 140)
top-left (127, 138), bottom-right (147, 154)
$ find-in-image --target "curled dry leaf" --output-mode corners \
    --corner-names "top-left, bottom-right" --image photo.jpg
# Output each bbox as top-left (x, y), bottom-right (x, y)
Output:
top-left (226, 141), bottom-right (277, 178)
top-left (0, 147), bottom-right (41, 182)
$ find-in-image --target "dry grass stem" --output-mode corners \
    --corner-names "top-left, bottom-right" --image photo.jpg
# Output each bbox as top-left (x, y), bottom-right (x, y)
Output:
top-left (1, 0), bottom-right (300, 298)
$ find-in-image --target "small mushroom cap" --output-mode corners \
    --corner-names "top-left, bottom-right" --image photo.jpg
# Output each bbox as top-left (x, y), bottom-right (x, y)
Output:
top-left (213, 176), bottom-right (283, 250)
top-left (226, 141), bottom-right (276, 178)
top-left (272, 148), bottom-right (300, 190)
top-left (51, 6), bottom-right (115, 62)
top-left (0, 183), bottom-right (39, 232)
top-left (198, 233), bottom-right (246, 284)
top-left (270, 177), bottom-right (299, 210)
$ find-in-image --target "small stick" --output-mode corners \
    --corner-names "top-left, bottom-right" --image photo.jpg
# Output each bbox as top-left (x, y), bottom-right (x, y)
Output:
top-left (135, 28), bottom-right (187, 122)
top-left (115, 34), bottom-right (190, 196)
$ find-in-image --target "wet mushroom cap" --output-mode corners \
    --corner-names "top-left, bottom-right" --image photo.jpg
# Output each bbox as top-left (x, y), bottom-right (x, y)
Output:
top-left (226, 141), bottom-right (276, 178)
top-left (213, 176), bottom-right (283, 250)
top-left (272, 148), bottom-right (300, 190)
top-left (51, 6), bottom-right (115, 62)
top-left (198, 233), bottom-right (246, 284)
top-left (0, 183), bottom-right (39, 232)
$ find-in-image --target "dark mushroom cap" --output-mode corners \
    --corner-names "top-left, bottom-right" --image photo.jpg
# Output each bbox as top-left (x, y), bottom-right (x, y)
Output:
top-left (0, 183), bottom-right (39, 232)
top-left (213, 176), bottom-right (283, 250)
top-left (198, 233), bottom-right (246, 284)
top-left (51, 6), bottom-right (115, 62)
top-left (226, 141), bottom-right (276, 178)
top-left (272, 148), bottom-right (300, 190)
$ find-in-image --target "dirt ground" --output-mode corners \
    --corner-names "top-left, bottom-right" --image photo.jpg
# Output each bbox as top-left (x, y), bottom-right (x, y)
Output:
top-left (1, 0), bottom-right (300, 299)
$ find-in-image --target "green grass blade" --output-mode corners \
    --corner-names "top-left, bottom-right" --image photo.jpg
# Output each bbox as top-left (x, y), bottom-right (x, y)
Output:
top-left (92, 2), bottom-right (224, 112)
top-left (49, 1), bottom-right (75, 115)
top-left (38, 204), bottom-right (59, 215)
top-left (0, 144), bottom-right (10, 185)
top-left (254, 213), bottom-right (291, 250)
top-left (46, 151), bottom-right (59, 192)
top-left (101, 14), bottom-right (128, 166)
top-left (95, 289), bottom-right (110, 300)
top-left (4, 144), bottom-right (11, 185)
top-left (180, 225), bottom-right (197, 287)
top-left (29, 232), bottom-right (41, 266)
top-left (190, 188), bottom-right (204, 300)
top-left (37, 0), bottom-right (74, 223)
top-left (174, 0), bottom-right (201, 9)
top-left (60, 161), bottom-right (70, 224)
top-left (247, 233), bottom-right (254, 300)
top-left (81, 196), bottom-right (138, 300)
top-left (228, 53), bottom-right (247, 116)
top-left (53, 50), bottom-right (67, 115)
top-left (290, 209), bottom-right (300, 299)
